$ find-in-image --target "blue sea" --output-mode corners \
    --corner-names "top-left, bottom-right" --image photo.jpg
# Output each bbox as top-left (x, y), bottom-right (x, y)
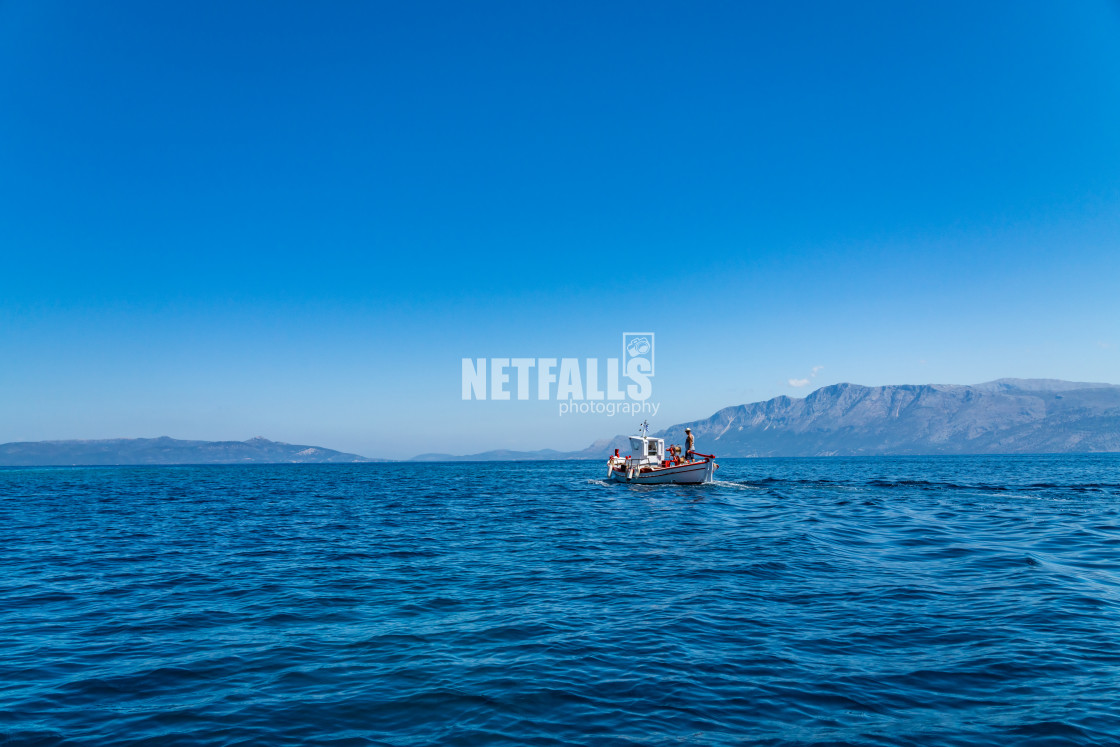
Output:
top-left (2, 455), bottom-right (1119, 746)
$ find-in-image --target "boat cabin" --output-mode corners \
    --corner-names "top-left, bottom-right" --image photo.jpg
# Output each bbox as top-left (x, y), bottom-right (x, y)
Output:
top-left (629, 435), bottom-right (664, 467)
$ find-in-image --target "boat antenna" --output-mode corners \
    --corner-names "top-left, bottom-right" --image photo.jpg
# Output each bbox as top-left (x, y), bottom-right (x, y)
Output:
top-left (639, 420), bottom-right (649, 436)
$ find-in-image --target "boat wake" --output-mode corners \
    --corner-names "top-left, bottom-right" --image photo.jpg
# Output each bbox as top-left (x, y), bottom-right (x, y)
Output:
top-left (706, 479), bottom-right (756, 490)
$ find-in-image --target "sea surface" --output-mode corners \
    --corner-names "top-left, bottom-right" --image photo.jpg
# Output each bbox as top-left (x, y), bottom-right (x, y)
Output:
top-left (2, 455), bottom-right (1119, 746)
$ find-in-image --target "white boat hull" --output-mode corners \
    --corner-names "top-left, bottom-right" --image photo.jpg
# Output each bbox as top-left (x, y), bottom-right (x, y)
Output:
top-left (607, 459), bottom-right (715, 485)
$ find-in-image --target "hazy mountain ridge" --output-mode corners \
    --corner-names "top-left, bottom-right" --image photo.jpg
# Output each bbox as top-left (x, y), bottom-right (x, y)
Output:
top-left (0, 437), bottom-right (377, 466)
top-left (657, 379), bottom-right (1120, 456)
top-left (5, 380), bottom-right (1116, 464)
top-left (414, 379), bottom-right (1120, 460)
top-left (411, 438), bottom-right (630, 462)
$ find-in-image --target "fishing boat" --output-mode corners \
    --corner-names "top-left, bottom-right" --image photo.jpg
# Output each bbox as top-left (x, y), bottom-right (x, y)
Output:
top-left (607, 421), bottom-right (716, 484)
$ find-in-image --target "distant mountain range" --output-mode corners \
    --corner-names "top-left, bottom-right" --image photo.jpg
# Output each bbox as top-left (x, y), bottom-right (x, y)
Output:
top-left (411, 439), bottom-right (621, 462)
top-left (413, 379), bottom-right (1120, 460)
top-left (0, 437), bottom-right (376, 466)
top-left (5, 380), bottom-right (1117, 466)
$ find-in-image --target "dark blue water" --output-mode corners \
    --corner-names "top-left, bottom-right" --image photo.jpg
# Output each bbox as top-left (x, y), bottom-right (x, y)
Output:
top-left (2, 456), bottom-right (1119, 746)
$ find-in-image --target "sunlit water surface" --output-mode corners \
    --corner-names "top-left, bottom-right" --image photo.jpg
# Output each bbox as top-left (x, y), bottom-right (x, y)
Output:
top-left (2, 455), bottom-right (1119, 745)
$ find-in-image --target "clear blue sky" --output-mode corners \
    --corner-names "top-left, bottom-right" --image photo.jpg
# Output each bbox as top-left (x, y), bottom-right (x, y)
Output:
top-left (2, 1), bottom-right (1118, 458)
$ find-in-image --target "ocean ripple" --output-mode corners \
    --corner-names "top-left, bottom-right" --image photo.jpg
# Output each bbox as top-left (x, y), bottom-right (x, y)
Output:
top-left (1, 455), bottom-right (1119, 745)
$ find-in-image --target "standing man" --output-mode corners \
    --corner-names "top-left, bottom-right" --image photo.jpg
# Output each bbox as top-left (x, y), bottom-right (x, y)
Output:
top-left (685, 427), bottom-right (694, 459)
